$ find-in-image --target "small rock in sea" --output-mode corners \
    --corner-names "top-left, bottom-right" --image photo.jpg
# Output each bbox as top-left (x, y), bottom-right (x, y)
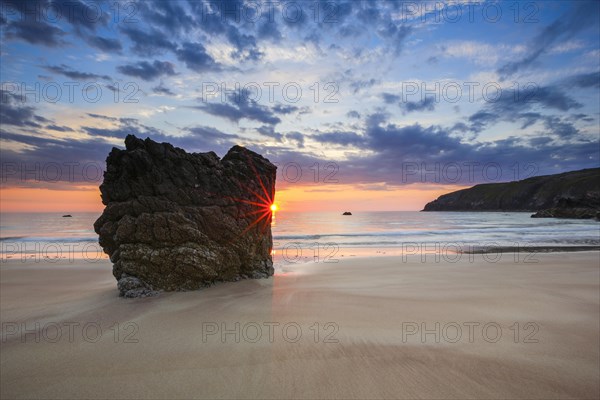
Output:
top-left (94, 135), bottom-right (277, 298)
top-left (62, 215), bottom-right (72, 217)
top-left (342, 211), bottom-right (352, 215)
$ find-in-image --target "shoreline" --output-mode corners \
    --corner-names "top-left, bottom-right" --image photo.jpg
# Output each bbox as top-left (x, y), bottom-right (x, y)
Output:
top-left (463, 245), bottom-right (600, 253)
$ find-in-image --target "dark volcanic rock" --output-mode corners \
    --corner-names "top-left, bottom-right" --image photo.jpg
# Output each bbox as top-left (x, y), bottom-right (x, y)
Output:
top-left (342, 212), bottom-right (352, 215)
top-left (94, 135), bottom-right (277, 297)
top-left (422, 168), bottom-right (600, 219)
top-left (531, 208), bottom-right (600, 220)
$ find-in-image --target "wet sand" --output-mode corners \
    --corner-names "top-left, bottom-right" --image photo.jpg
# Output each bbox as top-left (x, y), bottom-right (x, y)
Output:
top-left (1, 252), bottom-right (599, 399)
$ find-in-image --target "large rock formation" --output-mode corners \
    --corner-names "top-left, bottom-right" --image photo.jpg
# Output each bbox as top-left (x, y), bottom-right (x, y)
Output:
top-left (94, 135), bottom-right (277, 297)
top-left (422, 168), bottom-right (600, 219)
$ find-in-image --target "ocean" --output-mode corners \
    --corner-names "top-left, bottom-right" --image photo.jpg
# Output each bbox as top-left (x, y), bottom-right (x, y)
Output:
top-left (1, 211), bottom-right (599, 266)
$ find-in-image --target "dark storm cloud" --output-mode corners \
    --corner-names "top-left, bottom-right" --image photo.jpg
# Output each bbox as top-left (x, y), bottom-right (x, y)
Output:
top-left (157, 0), bottom-right (266, 62)
top-left (465, 83), bottom-right (582, 133)
top-left (82, 115), bottom-right (240, 157)
top-left (401, 97), bottom-right (436, 113)
top-left (225, 25), bottom-right (263, 61)
top-left (195, 89), bottom-right (301, 125)
top-left (256, 125), bottom-right (283, 142)
top-left (46, 124), bottom-right (74, 132)
top-left (1, 0), bottom-right (110, 48)
top-left (152, 82), bottom-right (176, 96)
top-left (175, 42), bottom-right (221, 72)
top-left (83, 35), bottom-right (122, 53)
top-left (0, 89), bottom-right (50, 128)
top-left (83, 121), bottom-right (164, 140)
top-left (349, 1), bottom-right (412, 54)
top-left (563, 71), bottom-right (600, 89)
top-left (49, 0), bottom-right (109, 31)
top-left (183, 125), bottom-right (242, 155)
top-left (378, 24), bottom-right (412, 55)
top-left (1, 111), bottom-right (243, 186)
top-left (86, 113), bottom-right (117, 121)
top-left (498, 1), bottom-right (600, 78)
top-left (570, 113), bottom-right (595, 123)
top-left (120, 26), bottom-right (176, 57)
top-left (257, 20), bottom-right (282, 41)
top-left (0, 129), bottom-right (116, 186)
top-left (271, 104), bottom-right (299, 114)
top-left (542, 116), bottom-right (579, 138)
top-left (199, 102), bottom-right (280, 125)
top-left (364, 116), bottom-right (459, 155)
top-left (300, 111), bottom-right (598, 186)
top-left (381, 93), bottom-right (400, 104)
top-left (382, 93), bottom-right (436, 113)
top-left (117, 61), bottom-right (176, 81)
top-left (328, 114), bottom-right (598, 185)
top-left (285, 131), bottom-right (305, 148)
top-left (43, 64), bottom-right (111, 80)
top-left (2, 18), bottom-right (66, 47)
top-left (311, 131), bottom-right (366, 146)
top-left (137, 0), bottom-right (195, 32)
top-left (350, 79), bottom-right (378, 94)
top-left (122, 0), bottom-right (268, 63)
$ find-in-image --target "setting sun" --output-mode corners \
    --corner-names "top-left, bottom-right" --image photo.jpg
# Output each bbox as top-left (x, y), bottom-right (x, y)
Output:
top-left (270, 204), bottom-right (278, 212)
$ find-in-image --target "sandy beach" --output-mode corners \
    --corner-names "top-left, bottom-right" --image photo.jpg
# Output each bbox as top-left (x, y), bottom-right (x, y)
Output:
top-left (1, 252), bottom-right (599, 399)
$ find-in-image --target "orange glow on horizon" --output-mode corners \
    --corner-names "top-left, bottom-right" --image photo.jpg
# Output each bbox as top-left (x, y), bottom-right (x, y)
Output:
top-left (0, 186), bottom-right (103, 213)
top-left (0, 184), bottom-right (467, 213)
top-left (273, 184), bottom-right (469, 212)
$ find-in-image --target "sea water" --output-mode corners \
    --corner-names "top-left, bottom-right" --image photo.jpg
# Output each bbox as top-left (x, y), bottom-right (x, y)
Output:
top-left (1, 211), bottom-right (599, 263)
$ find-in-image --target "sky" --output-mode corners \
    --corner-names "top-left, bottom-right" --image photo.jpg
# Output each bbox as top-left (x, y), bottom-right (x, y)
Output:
top-left (1, 0), bottom-right (599, 213)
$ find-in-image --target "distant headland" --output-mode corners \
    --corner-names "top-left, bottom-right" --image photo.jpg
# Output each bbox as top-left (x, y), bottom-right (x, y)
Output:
top-left (422, 168), bottom-right (600, 220)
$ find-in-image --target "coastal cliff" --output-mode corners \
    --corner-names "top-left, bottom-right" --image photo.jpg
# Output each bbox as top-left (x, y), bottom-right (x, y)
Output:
top-left (422, 168), bottom-right (600, 219)
top-left (94, 135), bottom-right (277, 297)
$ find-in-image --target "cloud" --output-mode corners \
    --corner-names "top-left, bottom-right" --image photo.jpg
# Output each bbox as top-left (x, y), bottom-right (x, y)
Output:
top-left (285, 132), bottom-right (305, 148)
top-left (465, 83), bottom-right (583, 133)
top-left (83, 35), bottom-right (122, 53)
top-left (1, 0), bottom-right (111, 48)
top-left (311, 131), bottom-right (366, 146)
top-left (497, 1), bottom-right (600, 78)
top-left (440, 41), bottom-right (525, 67)
top-left (350, 78), bottom-right (378, 94)
top-left (3, 19), bottom-right (66, 47)
top-left (401, 97), bottom-right (436, 113)
top-left (563, 71), bottom-right (600, 89)
top-left (175, 42), bottom-right (221, 72)
top-left (120, 26), bottom-right (176, 57)
top-left (0, 89), bottom-right (50, 128)
top-left (382, 93), bottom-right (400, 104)
top-left (50, 0), bottom-right (109, 32)
top-left (152, 82), bottom-right (176, 96)
top-left (256, 125), bottom-right (283, 142)
top-left (542, 116), bottom-right (579, 138)
top-left (195, 89), bottom-right (299, 125)
top-left (43, 64), bottom-right (111, 80)
top-left (136, 0), bottom-right (194, 33)
top-left (382, 93), bottom-right (436, 113)
top-left (46, 124), bottom-right (74, 132)
top-left (323, 113), bottom-right (599, 185)
top-left (117, 60), bottom-right (176, 81)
